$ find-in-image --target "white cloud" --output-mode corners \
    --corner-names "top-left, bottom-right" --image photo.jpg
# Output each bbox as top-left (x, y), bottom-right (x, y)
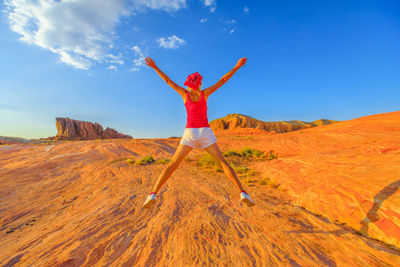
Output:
top-left (132, 0), bottom-right (187, 12)
top-left (202, 0), bottom-right (216, 12)
top-left (229, 29), bottom-right (235, 34)
top-left (200, 18), bottom-right (208, 23)
top-left (131, 45), bottom-right (146, 67)
top-left (156, 35), bottom-right (186, 49)
top-left (107, 54), bottom-right (124, 65)
top-left (4, 0), bottom-right (188, 70)
top-left (226, 19), bottom-right (236, 24)
top-left (107, 65), bottom-right (118, 70)
top-left (243, 6), bottom-right (249, 14)
top-left (128, 67), bottom-right (140, 72)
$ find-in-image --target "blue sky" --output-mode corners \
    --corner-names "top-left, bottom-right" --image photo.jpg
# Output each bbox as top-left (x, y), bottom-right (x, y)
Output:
top-left (0, 0), bottom-right (399, 139)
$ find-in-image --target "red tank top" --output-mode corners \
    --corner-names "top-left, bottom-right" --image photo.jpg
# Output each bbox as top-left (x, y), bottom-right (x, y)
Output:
top-left (184, 90), bottom-right (210, 128)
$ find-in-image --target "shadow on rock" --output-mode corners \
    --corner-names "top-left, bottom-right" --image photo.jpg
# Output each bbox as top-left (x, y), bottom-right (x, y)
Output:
top-left (360, 179), bottom-right (400, 236)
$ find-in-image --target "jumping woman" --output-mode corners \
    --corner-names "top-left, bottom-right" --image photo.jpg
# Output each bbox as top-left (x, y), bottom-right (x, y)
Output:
top-left (142, 57), bottom-right (255, 209)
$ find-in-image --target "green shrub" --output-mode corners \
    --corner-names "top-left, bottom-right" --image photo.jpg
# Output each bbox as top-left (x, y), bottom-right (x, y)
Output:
top-left (135, 155), bottom-right (155, 165)
top-left (198, 153), bottom-right (217, 168)
top-left (223, 150), bottom-right (241, 157)
top-left (126, 158), bottom-right (135, 165)
top-left (157, 158), bottom-right (171, 164)
top-left (240, 147), bottom-right (253, 157)
top-left (109, 158), bottom-right (127, 164)
top-left (233, 166), bottom-right (249, 174)
top-left (232, 164), bottom-right (257, 179)
top-left (240, 147), bottom-right (266, 158)
top-left (266, 150), bottom-right (278, 160)
top-left (223, 148), bottom-right (272, 159)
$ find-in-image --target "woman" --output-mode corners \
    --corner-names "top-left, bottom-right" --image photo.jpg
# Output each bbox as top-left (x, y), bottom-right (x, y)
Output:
top-left (142, 56), bottom-right (255, 208)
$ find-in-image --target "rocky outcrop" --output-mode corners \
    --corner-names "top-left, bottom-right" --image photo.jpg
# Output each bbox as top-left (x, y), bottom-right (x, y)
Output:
top-left (210, 113), bottom-right (338, 133)
top-left (50, 118), bottom-right (132, 140)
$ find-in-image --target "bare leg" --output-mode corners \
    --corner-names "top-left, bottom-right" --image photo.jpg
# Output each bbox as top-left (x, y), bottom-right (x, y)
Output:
top-left (204, 142), bottom-right (245, 192)
top-left (151, 143), bottom-right (193, 194)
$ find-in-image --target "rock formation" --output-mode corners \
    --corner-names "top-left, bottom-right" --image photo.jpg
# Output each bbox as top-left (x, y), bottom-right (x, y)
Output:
top-left (51, 117), bottom-right (132, 140)
top-left (210, 113), bottom-right (338, 133)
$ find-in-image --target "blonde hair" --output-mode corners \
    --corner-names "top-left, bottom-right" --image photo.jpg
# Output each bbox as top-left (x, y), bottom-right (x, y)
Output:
top-left (187, 83), bottom-right (201, 92)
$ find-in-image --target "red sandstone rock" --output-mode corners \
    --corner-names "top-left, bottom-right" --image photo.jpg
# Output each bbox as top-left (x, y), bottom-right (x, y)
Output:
top-left (51, 117), bottom-right (132, 140)
top-left (210, 113), bottom-right (337, 133)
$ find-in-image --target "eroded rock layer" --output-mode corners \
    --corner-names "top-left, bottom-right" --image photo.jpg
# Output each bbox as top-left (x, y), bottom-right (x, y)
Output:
top-left (210, 113), bottom-right (338, 133)
top-left (52, 117), bottom-right (132, 140)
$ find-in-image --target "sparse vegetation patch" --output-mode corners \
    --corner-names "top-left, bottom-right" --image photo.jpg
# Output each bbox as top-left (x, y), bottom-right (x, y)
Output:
top-left (156, 158), bottom-right (171, 164)
top-left (223, 150), bottom-right (241, 157)
top-left (109, 158), bottom-right (127, 164)
top-left (223, 147), bottom-right (277, 160)
top-left (240, 147), bottom-right (266, 158)
top-left (266, 150), bottom-right (278, 160)
top-left (135, 155), bottom-right (155, 165)
top-left (258, 177), bottom-right (280, 188)
top-left (126, 158), bottom-right (135, 165)
top-left (197, 153), bottom-right (218, 168)
top-left (110, 155), bottom-right (158, 166)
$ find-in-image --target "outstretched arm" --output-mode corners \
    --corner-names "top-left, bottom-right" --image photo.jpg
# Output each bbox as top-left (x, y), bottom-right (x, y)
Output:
top-left (145, 57), bottom-right (187, 98)
top-left (203, 57), bottom-right (247, 98)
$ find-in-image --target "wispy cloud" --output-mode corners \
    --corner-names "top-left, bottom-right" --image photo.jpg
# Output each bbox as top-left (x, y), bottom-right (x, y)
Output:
top-left (226, 19), bottom-right (237, 24)
top-left (132, 0), bottom-right (187, 12)
top-left (202, 0), bottom-right (216, 12)
top-left (107, 65), bottom-right (118, 70)
top-left (243, 6), bottom-right (249, 14)
top-left (200, 18), bottom-right (208, 23)
top-left (157, 35), bottom-right (186, 49)
top-left (107, 54), bottom-right (124, 65)
top-left (4, 0), bottom-right (187, 70)
top-left (128, 67), bottom-right (140, 72)
top-left (229, 29), bottom-right (235, 34)
top-left (131, 45), bottom-right (146, 67)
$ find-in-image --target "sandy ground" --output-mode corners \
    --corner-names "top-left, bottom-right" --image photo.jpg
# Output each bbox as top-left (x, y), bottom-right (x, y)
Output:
top-left (0, 111), bottom-right (399, 266)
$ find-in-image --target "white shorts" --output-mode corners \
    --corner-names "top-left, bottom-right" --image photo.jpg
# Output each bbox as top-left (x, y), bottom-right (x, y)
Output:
top-left (180, 127), bottom-right (217, 149)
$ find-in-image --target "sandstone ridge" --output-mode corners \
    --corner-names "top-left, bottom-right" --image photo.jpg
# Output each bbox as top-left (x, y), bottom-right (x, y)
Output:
top-left (210, 113), bottom-right (338, 133)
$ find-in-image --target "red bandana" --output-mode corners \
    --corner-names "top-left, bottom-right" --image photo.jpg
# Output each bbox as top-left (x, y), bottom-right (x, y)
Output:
top-left (184, 72), bottom-right (202, 90)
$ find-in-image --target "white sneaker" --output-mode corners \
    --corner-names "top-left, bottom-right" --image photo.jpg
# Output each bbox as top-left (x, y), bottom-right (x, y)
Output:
top-left (142, 193), bottom-right (156, 209)
top-left (240, 192), bottom-right (255, 207)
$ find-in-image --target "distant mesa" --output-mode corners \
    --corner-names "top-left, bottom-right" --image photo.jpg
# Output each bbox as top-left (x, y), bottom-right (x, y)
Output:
top-left (48, 117), bottom-right (133, 140)
top-left (210, 113), bottom-right (338, 134)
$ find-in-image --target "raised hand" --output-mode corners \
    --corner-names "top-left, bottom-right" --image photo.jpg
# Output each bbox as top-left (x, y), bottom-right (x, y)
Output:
top-left (235, 57), bottom-right (247, 68)
top-left (145, 57), bottom-right (157, 68)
